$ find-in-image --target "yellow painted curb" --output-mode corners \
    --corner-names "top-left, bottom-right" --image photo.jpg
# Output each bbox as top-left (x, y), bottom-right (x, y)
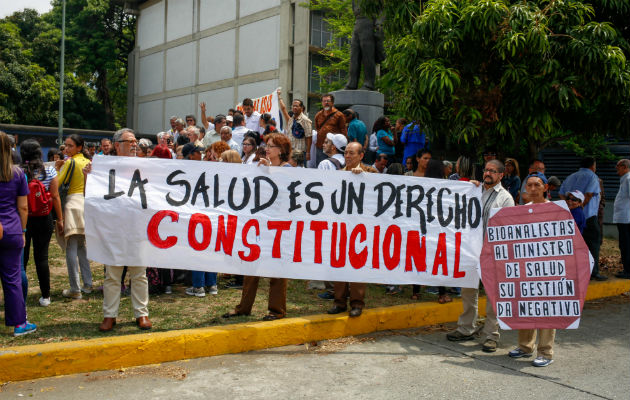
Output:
top-left (0, 279), bottom-right (628, 383)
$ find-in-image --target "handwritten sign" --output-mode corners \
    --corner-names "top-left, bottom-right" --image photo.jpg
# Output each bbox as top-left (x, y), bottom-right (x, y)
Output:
top-left (479, 202), bottom-right (593, 329)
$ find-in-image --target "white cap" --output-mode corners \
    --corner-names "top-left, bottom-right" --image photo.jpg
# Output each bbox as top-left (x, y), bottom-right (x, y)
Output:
top-left (226, 115), bottom-right (233, 122)
top-left (569, 190), bottom-right (584, 202)
top-left (326, 133), bottom-right (348, 152)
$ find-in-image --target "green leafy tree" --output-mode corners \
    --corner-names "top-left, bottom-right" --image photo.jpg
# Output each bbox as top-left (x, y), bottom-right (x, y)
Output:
top-left (47, 0), bottom-right (137, 129)
top-left (309, 0), bottom-right (630, 159)
top-left (383, 0), bottom-right (630, 158)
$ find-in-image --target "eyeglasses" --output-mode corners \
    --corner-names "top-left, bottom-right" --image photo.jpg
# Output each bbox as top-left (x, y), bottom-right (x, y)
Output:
top-left (483, 168), bottom-right (499, 174)
top-left (117, 139), bottom-right (138, 145)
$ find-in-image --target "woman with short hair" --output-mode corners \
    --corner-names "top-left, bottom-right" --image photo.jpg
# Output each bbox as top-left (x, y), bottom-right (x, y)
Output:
top-left (223, 133), bottom-right (292, 321)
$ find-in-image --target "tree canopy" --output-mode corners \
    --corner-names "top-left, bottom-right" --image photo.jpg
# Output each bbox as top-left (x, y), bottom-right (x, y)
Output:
top-left (0, 1), bottom-right (136, 130)
top-left (311, 0), bottom-right (630, 159)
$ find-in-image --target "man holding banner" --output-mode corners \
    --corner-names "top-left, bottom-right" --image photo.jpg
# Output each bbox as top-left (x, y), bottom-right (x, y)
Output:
top-left (328, 142), bottom-right (378, 317)
top-left (446, 160), bottom-right (514, 352)
top-left (96, 128), bottom-right (152, 332)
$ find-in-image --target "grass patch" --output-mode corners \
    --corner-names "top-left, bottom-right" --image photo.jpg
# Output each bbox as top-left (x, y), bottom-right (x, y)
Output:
top-left (0, 237), bottom-right (624, 346)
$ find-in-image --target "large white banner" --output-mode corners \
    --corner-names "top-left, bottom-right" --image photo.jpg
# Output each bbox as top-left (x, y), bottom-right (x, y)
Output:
top-left (85, 156), bottom-right (484, 287)
top-left (236, 89), bottom-right (282, 129)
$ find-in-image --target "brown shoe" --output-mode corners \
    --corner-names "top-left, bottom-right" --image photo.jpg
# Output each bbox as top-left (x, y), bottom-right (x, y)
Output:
top-left (136, 316), bottom-right (152, 330)
top-left (99, 317), bottom-right (116, 332)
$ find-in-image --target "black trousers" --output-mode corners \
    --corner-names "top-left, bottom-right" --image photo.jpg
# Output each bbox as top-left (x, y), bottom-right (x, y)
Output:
top-left (582, 216), bottom-right (601, 276)
top-left (618, 224), bottom-right (630, 274)
top-left (23, 214), bottom-right (53, 298)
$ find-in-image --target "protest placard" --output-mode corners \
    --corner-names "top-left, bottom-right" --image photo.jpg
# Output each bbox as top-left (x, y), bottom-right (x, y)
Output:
top-left (85, 156), bottom-right (484, 287)
top-left (479, 201), bottom-right (593, 329)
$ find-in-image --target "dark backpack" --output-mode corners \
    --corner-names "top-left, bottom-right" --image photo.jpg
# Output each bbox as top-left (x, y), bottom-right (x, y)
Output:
top-left (27, 178), bottom-right (52, 217)
top-left (326, 157), bottom-right (343, 170)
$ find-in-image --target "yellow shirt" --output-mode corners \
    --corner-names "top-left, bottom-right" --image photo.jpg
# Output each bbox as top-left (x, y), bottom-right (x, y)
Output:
top-left (58, 153), bottom-right (90, 195)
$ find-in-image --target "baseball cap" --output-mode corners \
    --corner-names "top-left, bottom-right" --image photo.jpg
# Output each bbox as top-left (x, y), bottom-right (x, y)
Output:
top-left (326, 133), bottom-right (348, 152)
top-left (568, 190), bottom-right (584, 202)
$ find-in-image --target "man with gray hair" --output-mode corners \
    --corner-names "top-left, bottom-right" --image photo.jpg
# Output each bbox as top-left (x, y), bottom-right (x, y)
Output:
top-left (98, 128), bottom-right (152, 332)
top-left (186, 126), bottom-right (203, 147)
top-left (167, 116), bottom-right (178, 136)
top-left (446, 159), bottom-right (514, 352)
top-left (220, 126), bottom-right (241, 153)
top-left (614, 159), bottom-right (630, 279)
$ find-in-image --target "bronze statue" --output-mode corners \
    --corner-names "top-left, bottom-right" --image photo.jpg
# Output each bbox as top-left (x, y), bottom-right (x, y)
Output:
top-left (345, 0), bottom-right (385, 91)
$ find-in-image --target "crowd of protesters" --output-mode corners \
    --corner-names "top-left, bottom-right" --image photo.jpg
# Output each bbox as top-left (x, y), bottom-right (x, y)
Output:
top-left (1, 90), bottom-right (628, 369)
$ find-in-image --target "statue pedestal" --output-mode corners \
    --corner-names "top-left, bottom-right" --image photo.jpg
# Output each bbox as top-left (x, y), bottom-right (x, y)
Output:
top-left (331, 90), bottom-right (384, 136)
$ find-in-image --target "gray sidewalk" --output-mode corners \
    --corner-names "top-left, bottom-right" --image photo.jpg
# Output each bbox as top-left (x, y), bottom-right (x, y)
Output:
top-left (3, 297), bottom-right (628, 399)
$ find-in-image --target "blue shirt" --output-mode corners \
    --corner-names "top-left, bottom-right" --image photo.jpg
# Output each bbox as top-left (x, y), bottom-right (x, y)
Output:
top-left (570, 207), bottom-right (586, 234)
top-left (376, 130), bottom-right (394, 155)
top-left (347, 118), bottom-right (367, 145)
top-left (559, 168), bottom-right (600, 219)
top-left (400, 123), bottom-right (428, 162)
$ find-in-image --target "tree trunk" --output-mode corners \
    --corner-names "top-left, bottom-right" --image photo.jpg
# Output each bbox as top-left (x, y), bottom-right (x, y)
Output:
top-left (96, 67), bottom-right (116, 130)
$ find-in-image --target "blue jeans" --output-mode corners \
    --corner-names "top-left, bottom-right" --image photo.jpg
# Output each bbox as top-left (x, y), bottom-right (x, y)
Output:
top-left (192, 271), bottom-right (217, 288)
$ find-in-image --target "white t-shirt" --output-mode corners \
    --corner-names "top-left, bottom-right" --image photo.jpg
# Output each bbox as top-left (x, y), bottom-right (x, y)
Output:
top-left (231, 126), bottom-right (249, 147)
top-left (318, 154), bottom-right (345, 170)
top-left (243, 153), bottom-right (256, 165)
top-left (245, 111), bottom-right (264, 135)
top-left (368, 132), bottom-right (378, 151)
top-left (227, 138), bottom-right (241, 154)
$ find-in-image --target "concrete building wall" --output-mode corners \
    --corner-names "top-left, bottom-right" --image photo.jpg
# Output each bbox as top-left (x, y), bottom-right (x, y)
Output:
top-left (130, 0), bottom-right (310, 136)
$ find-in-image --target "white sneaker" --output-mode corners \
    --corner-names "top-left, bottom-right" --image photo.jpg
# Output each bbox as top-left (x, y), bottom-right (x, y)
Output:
top-left (39, 297), bottom-right (51, 307)
top-left (532, 356), bottom-right (554, 367)
top-left (164, 285), bottom-right (172, 294)
top-left (208, 285), bottom-right (218, 295)
top-left (185, 287), bottom-right (206, 297)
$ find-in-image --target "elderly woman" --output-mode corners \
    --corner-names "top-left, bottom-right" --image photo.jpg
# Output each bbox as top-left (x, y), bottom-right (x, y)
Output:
top-left (56, 134), bottom-right (93, 299)
top-left (137, 138), bottom-right (153, 158)
top-left (223, 133), bottom-right (292, 321)
top-left (508, 172), bottom-right (556, 367)
top-left (0, 131), bottom-right (36, 336)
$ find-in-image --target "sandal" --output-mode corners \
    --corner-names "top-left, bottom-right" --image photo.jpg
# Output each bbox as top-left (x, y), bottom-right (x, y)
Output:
top-left (438, 294), bottom-right (452, 304)
top-left (262, 314), bottom-right (283, 321)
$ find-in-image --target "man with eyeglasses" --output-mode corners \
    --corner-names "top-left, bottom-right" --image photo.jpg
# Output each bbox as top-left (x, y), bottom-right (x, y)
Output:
top-left (446, 159), bottom-right (514, 353)
top-left (96, 128), bottom-right (152, 332)
top-left (614, 159), bottom-right (630, 279)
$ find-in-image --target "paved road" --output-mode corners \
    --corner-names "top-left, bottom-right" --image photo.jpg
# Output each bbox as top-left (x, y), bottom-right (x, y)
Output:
top-left (2, 297), bottom-right (628, 399)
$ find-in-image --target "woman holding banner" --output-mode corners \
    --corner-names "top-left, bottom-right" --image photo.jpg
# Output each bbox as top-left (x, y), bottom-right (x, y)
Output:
top-left (223, 134), bottom-right (291, 320)
top-left (508, 172), bottom-right (556, 367)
